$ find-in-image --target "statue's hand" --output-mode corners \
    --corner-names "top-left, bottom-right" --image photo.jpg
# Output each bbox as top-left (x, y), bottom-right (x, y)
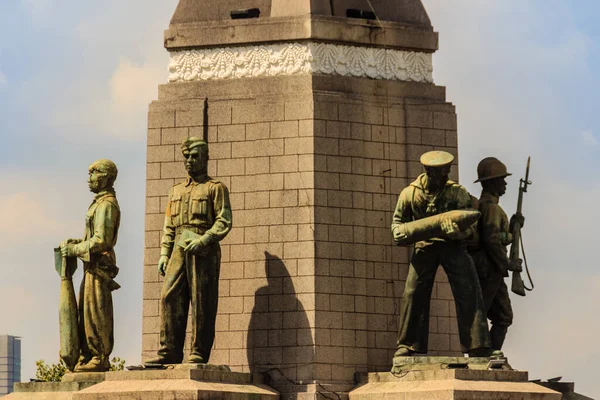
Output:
top-left (510, 214), bottom-right (525, 231)
top-left (60, 243), bottom-right (76, 257)
top-left (184, 238), bottom-right (209, 255)
top-left (158, 255), bottom-right (169, 277)
top-left (508, 258), bottom-right (523, 272)
top-left (441, 218), bottom-right (461, 240)
top-left (500, 232), bottom-right (513, 245)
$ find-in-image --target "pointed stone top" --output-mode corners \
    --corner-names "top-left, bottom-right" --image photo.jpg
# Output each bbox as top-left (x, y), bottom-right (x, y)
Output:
top-left (171, 0), bottom-right (431, 29)
top-left (166, 0), bottom-right (437, 52)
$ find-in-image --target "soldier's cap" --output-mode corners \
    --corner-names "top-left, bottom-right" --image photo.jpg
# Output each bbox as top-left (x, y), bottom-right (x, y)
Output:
top-left (90, 159), bottom-right (118, 178)
top-left (474, 157), bottom-right (512, 183)
top-left (420, 151), bottom-right (454, 168)
top-left (181, 137), bottom-right (208, 152)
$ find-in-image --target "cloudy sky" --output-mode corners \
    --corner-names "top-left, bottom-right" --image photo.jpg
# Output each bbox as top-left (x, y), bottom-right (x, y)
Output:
top-left (0, 0), bottom-right (598, 397)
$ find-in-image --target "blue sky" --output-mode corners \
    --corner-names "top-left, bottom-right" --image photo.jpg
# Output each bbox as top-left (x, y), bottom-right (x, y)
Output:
top-left (0, 0), bottom-right (599, 397)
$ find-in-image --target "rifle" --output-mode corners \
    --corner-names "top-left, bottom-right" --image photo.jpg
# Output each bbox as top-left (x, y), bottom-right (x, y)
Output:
top-left (510, 157), bottom-right (533, 296)
top-left (203, 97), bottom-right (209, 143)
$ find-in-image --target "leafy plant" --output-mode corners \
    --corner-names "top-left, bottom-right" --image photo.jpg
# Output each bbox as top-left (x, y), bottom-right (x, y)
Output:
top-left (35, 357), bottom-right (126, 381)
top-left (35, 359), bottom-right (67, 382)
top-left (109, 357), bottom-right (125, 371)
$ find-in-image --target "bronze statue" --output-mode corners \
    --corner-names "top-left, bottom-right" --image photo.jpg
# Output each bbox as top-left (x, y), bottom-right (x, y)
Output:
top-left (391, 151), bottom-right (492, 358)
top-left (146, 137), bottom-right (232, 365)
top-left (59, 159), bottom-right (121, 372)
top-left (468, 157), bottom-right (525, 351)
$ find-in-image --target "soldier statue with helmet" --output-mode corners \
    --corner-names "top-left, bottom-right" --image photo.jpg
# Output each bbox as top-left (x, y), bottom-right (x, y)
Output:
top-left (59, 159), bottom-right (121, 372)
top-left (469, 157), bottom-right (525, 351)
top-left (391, 150), bottom-right (493, 359)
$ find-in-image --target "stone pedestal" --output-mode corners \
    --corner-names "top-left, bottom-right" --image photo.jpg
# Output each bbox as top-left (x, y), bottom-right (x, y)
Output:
top-left (350, 370), bottom-right (562, 400)
top-left (6, 373), bottom-right (105, 400)
top-left (5, 368), bottom-right (278, 400)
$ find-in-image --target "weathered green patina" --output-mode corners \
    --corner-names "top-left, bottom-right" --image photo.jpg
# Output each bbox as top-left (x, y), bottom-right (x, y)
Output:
top-left (58, 159), bottom-right (121, 373)
top-left (469, 157), bottom-right (525, 351)
top-left (54, 250), bottom-right (78, 371)
top-left (391, 151), bottom-right (491, 358)
top-left (146, 137), bottom-right (232, 365)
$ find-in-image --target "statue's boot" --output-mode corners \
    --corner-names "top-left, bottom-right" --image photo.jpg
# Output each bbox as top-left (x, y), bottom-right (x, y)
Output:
top-left (188, 354), bottom-right (208, 364)
top-left (490, 325), bottom-right (508, 351)
top-left (74, 357), bottom-right (109, 372)
top-left (145, 354), bottom-right (181, 366)
top-left (393, 347), bottom-right (414, 357)
top-left (468, 347), bottom-right (504, 358)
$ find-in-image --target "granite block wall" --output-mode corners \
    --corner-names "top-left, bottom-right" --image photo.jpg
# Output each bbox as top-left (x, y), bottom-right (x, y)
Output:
top-left (143, 76), bottom-right (461, 386)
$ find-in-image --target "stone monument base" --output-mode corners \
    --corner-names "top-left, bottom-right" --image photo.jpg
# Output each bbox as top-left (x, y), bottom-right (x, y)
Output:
top-left (391, 356), bottom-right (513, 373)
top-left (350, 369), bottom-right (562, 400)
top-left (6, 365), bottom-right (279, 400)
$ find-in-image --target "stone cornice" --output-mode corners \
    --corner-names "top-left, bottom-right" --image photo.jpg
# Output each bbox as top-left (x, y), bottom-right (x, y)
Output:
top-left (164, 16), bottom-right (438, 53)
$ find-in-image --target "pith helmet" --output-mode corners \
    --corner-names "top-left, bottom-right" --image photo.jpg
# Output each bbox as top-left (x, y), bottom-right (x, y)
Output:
top-left (420, 151), bottom-right (454, 167)
top-left (474, 157), bottom-right (512, 183)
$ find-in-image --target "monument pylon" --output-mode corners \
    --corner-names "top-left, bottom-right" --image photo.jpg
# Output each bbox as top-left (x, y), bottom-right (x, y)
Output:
top-left (143, 0), bottom-right (478, 398)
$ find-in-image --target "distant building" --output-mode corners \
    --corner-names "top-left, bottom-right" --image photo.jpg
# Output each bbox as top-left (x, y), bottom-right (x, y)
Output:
top-left (0, 335), bottom-right (21, 395)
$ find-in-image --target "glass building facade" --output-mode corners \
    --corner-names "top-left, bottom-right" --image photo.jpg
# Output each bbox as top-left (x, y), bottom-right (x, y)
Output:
top-left (0, 335), bottom-right (21, 395)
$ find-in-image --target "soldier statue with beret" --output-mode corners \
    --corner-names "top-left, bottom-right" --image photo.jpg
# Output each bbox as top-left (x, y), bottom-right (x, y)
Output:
top-left (469, 157), bottom-right (525, 351)
top-left (146, 137), bottom-right (232, 365)
top-left (391, 151), bottom-right (492, 358)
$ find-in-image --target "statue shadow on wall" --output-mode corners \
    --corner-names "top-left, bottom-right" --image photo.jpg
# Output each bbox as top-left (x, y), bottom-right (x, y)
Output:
top-left (247, 251), bottom-right (313, 383)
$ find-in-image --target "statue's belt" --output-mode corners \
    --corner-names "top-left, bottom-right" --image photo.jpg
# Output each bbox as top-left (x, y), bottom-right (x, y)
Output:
top-left (175, 225), bottom-right (209, 235)
top-left (84, 264), bottom-right (121, 291)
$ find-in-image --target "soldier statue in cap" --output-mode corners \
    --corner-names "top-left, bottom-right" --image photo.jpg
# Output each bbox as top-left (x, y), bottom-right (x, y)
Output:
top-left (146, 137), bottom-right (232, 365)
top-left (59, 159), bottom-right (121, 372)
top-left (391, 151), bottom-right (492, 358)
top-left (469, 157), bottom-right (524, 351)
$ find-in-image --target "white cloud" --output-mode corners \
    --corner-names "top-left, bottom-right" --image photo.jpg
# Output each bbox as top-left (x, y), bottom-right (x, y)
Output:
top-left (0, 171), bottom-right (86, 246)
top-left (12, 0), bottom-right (174, 144)
top-left (110, 58), bottom-right (163, 112)
top-left (48, 57), bottom-right (166, 142)
top-left (0, 192), bottom-right (60, 241)
top-left (107, 58), bottom-right (166, 137)
top-left (582, 131), bottom-right (599, 146)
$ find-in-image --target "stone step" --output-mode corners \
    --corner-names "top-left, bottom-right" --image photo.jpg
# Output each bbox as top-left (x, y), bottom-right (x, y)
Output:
top-left (350, 370), bottom-right (562, 400)
top-left (5, 367), bottom-right (279, 400)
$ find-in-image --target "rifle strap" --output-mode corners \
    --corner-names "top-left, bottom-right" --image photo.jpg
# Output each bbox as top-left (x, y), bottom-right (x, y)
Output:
top-left (520, 232), bottom-right (534, 291)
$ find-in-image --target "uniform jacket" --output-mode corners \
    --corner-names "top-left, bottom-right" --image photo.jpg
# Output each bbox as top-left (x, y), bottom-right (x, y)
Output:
top-left (391, 173), bottom-right (472, 247)
top-left (475, 191), bottom-right (512, 276)
top-left (73, 189), bottom-right (121, 286)
top-left (161, 175), bottom-right (232, 258)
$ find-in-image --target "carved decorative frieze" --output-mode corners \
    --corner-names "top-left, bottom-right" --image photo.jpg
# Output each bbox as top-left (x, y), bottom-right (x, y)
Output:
top-left (168, 43), bottom-right (433, 83)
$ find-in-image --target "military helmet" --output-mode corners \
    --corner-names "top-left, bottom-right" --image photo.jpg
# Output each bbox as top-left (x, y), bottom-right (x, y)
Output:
top-left (474, 157), bottom-right (511, 183)
top-left (420, 151), bottom-right (454, 168)
top-left (90, 159), bottom-right (118, 179)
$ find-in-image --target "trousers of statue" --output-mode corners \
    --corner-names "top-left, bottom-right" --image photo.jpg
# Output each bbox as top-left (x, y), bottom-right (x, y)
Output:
top-left (396, 241), bottom-right (491, 353)
top-left (78, 268), bottom-right (114, 364)
top-left (158, 243), bottom-right (221, 362)
top-left (479, 264), bottom-right (513, 351)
